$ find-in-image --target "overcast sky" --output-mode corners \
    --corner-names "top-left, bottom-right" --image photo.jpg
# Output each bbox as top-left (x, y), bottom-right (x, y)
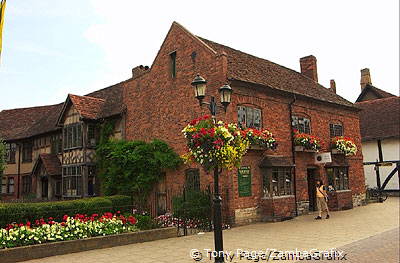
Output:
top-left (0, 0), bottom-right (398, 111)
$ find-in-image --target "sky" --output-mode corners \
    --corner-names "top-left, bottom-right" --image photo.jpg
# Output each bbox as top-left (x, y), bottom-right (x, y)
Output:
top-left (0, 0), bottom-right (398, 111)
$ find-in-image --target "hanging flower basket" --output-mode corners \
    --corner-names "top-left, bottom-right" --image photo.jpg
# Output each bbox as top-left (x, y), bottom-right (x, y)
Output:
top-left (331, 136), bottom-right (357, 156)
top-left (181, 116), bottom-right (278, 170)
top-left (293, 132), bottom-right (322, 152)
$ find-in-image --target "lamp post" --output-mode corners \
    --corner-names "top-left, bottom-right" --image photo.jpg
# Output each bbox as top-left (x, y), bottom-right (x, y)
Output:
top-left (191, 74), bottom-right (233, 263)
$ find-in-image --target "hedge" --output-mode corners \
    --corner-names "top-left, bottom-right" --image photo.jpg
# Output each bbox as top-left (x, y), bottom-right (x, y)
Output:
top-left (0, 195), bottom-right (132, 227)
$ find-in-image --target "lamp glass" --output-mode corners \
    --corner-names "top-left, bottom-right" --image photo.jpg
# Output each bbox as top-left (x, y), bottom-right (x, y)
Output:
top-left (195, 83), bottom-right (206, 99)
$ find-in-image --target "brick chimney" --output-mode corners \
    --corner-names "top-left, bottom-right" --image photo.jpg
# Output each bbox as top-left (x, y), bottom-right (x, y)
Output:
top-left (360, 68), bottom-right (372, 90)
top-left (132, 65), bottom-right (149, 78)
top-left (330, 79), bottom-right (336, 93)
top-left (300, 55), bottom-right (318, 82)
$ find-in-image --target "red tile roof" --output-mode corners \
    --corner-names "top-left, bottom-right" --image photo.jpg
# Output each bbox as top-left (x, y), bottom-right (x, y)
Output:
top-left (355, 84), bottom-right (396, 102)
top-left (33, 153), bottom-right (62, 176)
top-left (356, 96), bottom-right (400, 141)
top-left (0, 81), bottom-right (125, 141)
top-left (68, 94), bottom-right (106, 120)
top-left (199, 37), bottom-right (356, 108)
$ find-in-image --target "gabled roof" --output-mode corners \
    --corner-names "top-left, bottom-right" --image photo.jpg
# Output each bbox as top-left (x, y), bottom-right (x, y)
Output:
top-left (0, 81), bottom-right (126, 141)
top-left (0, 104), bottom-right (62, 141)
top-left (355, 84), bottom-right (396, 102)
top-left (356, 96), bottom-right (400, 141)
top-left (32, 153), bottom-right (62, 176)
top-left (66, 94), bottom-right (106, 120)
top-left (198, 37), bottom-right (356, 109)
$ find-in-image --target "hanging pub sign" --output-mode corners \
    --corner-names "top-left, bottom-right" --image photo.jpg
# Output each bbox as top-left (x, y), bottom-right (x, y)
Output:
top-left (238, 166), bottom-right (252, 197)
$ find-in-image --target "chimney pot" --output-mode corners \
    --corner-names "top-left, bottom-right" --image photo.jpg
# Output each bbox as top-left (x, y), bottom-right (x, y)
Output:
top-left (330, 79), bottom-right (336, 93)
top-left (360, 68), bottom-right (372, 90)
top-left (300, 55), bottom-right (318, 82)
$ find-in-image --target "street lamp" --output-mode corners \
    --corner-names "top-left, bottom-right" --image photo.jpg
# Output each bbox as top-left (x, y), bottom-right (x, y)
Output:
top-left (191, 74), bottom-right (233, 263)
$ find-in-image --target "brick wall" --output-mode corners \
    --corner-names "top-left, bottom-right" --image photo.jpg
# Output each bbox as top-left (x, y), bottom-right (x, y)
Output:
top-left (123, 22), bottom-right (366, 224)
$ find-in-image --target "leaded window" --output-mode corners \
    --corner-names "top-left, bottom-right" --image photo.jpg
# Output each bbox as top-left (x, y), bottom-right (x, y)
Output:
top-left (330, 123), bottom-right (343, 137)
top-left (22, 141), bottom-right (33, 163)
top-left (63, 123), bottom-right (83, 150)
top-left (263, 167), bottom-right (293, 197)
top-left (7, 177), bottom-right (14, 194)
top-left (185, 169), bottom-right (200, 192)
top-left (62, 166), bottom-right (82, 197)
top-left (22, 175), bottom-right (32, 194)
top-left (292, 116), bottom-right (311, 134)
top-left (326, 167), bottom-right (349, 191)
top-left (238, 106), bottom-right (262, 129)
top-left (5, 143), bottom-right (16, 164)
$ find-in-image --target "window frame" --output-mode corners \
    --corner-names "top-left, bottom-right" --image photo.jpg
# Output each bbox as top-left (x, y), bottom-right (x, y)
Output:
top-left (237, 105), bottom-right (262, 130)
top-left (63, 123), bottom-right (83, 150)
top-left (5, 143), bottom-right (16, 164)
top-left (263, 167), bottom-right (294, 197)
top-left (169, 51), bottom-right (177, 78)
top-left (22, 141), bottom-right (33, 163)
top-left (62, 165), bottom-right (83, 197)
top-left (326, 167), bottom-right (349, 191)
top-left (22, 175), bottom-right (32, 194)
top-left (292, 115), bottom-right (311, 134)
top-left (7, 177), bottom-right (14, 194)
top-left (185, 168), bottom-right (200, 192)
top-left (329, 123), bottom-right (344, 137)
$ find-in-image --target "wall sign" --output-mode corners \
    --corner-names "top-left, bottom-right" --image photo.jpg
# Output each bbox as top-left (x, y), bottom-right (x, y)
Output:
top-left (238, 166), bottom-right (252, 197)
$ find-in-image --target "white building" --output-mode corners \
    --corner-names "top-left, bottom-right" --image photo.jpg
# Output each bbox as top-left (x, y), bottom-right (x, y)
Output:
top-left (356, 68), bottom-right (399, 192)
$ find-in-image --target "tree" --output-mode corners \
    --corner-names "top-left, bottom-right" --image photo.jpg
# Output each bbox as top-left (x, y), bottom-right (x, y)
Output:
top-left (96, 138), bottom-right (181, 210)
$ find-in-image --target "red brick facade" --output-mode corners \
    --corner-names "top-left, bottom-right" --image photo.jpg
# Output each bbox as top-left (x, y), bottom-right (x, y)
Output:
top-left (123, 22), bottom-right (366, 225)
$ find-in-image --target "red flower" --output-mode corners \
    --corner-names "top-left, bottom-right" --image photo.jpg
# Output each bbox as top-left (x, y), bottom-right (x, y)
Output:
top-left (128, 216), bottom-right (137, 225)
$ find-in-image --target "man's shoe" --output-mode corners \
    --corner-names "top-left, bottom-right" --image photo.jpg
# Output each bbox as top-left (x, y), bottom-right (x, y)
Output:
top-left (326, 215), bottom-right (330, 219)
top-left (315, 216), bottom-right (322, 220)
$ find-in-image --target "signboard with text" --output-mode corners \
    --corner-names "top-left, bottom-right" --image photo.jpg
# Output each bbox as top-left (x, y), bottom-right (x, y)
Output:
top-left (238, 166), bottom-right (252, 197)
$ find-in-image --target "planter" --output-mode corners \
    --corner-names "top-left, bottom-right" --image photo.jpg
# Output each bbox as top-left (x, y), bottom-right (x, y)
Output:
top-left (294, 146), bottom-right (318, 152)
top-left (331, 149), bottom-right (344, 155)
top-left (247, 144), bottom-right (266, 151)
top-left (0, 227), bottom-right (177, 263)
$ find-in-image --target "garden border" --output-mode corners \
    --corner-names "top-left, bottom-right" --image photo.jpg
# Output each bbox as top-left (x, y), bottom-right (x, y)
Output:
top-left (0, 227), bottom-right (177, 263)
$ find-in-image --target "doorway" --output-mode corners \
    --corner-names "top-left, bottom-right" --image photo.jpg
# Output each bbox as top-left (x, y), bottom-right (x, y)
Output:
top-left (307, 168), bottom-right (317, 211)
top-left (41, 177), bottom-right (49, 199)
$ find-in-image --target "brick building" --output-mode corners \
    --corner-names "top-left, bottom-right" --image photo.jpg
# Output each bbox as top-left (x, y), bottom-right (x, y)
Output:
top-left (123, 22), bottom-right (366, 224)
top-left (1, 22), bottom-right (366, 225)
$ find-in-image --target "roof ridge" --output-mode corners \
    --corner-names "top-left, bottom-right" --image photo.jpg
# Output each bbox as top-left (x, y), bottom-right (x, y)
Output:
top-left (69, 93), bottom-right (106, 102)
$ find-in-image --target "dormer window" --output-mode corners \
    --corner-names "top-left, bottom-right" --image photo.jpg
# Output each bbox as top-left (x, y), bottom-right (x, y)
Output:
top-left (170, 51), bottom-right (176, 78)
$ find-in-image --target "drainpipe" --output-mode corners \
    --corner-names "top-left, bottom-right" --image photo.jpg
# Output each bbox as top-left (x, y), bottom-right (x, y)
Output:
top-left (17, 143), bottom-right (22, 199)
top-left (288, 95), bottom-right (298, 216)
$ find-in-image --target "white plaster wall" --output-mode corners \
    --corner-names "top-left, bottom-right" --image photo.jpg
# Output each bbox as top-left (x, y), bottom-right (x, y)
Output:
top-left (362, 138), bottom-right (399, 190)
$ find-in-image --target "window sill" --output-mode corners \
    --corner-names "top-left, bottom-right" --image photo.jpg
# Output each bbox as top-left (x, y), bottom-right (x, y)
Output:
top-left (63, 146), bottom-right (83, 151)
top-left (262, 194), bottom-right (295, 200)
top-left (22, 160), bottom-right (32, 163)
top-left (335, 189), bottom-right (351, 193)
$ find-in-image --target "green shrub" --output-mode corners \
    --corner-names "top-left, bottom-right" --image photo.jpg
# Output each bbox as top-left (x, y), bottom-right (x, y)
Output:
top-left (104, 195), bottom-right (132, 213)
top-left (134, 214), bottom-right (160, 230)
top-left (0, 195), bottom-right (132, 227)
top-left (172, 190), bottom-right (212, 228)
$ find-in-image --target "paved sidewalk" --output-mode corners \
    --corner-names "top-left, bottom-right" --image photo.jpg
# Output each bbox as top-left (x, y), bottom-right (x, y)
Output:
top-left (23, 197), bottom-right (399, 263)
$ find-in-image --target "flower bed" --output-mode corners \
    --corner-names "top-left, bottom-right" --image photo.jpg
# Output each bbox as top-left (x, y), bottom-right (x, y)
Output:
top-left (331, 136), bottom-right (357, 156)
top-left (0, 212), bottom-right (138, 249)
top-left (293, 132), bottom-right (322, 151)
top-left (156, 213), bottom-right (230, 230)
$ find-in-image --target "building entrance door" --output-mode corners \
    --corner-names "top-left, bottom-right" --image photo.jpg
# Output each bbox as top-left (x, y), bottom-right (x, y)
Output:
top-left (41, 177), bottom-right (49, 199)
top-left (307, 168), bottom-right (317, 211)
